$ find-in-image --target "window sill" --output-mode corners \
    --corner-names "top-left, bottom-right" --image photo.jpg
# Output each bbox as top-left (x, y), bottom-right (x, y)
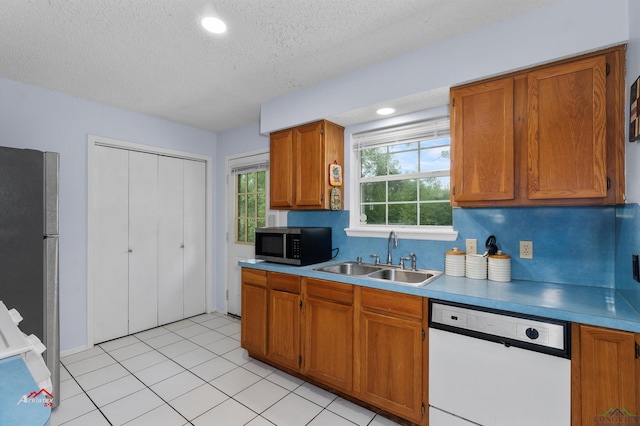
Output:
top-left (344, 226), bottom-right (458, 241)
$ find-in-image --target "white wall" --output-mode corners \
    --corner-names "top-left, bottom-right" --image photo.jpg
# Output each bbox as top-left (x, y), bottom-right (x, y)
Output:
top-left (260, 0), bottom-right (630, 134)
top-left (0, 78), bottom-right (217, 353)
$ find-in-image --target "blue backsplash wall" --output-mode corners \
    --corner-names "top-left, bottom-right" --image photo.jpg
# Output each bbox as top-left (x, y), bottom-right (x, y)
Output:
top-left (615, 203), bottom-right (640, 310)
top-left (288, 205), bottom-right (618, 288)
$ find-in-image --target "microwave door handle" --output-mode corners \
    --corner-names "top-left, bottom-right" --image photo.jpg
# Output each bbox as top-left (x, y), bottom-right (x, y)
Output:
top-left (282, 234), bottom-right (287, 258)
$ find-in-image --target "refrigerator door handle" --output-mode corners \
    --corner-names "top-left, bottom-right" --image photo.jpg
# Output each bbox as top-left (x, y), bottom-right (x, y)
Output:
top-left (44, 236), bottom-right (60, 408)
top-left (44, 152), bottom-right (59, 237)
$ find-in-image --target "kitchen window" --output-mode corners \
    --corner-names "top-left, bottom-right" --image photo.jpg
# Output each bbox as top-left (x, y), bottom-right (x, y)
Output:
top-left (346, 117), bottom-right (457, 241)
top-left (233, 163), bottom-right (268, 244)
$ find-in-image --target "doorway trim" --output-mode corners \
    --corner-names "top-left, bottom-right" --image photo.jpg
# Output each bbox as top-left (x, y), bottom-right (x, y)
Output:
top-left (224, 149), bottom-right (285, 315)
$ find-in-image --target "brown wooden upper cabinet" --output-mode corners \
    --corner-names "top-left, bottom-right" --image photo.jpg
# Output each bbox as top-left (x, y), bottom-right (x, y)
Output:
top-left (451, 77), bottom-right (515, 202)
top-left (450, 45), bottom-right (625, 207)
top-left (270, 120), bottom-right (345, 210)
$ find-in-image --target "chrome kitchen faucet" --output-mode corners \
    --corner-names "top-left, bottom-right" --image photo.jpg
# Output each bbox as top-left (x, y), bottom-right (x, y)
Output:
top-left (387, 230), bottom-right (398, 265)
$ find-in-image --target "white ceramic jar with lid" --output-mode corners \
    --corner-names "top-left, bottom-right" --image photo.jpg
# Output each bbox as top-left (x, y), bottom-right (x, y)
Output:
top-left (445, 247), bottom-right (466, 276)
top-left (488, 251), bottom-right (511, 282)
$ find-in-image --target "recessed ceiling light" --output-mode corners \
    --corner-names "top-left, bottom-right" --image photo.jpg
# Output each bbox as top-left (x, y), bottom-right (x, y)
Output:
top-left (201, 16), bottom-right (227, 34)
top-left (376, 107), bottom-right (395, 116)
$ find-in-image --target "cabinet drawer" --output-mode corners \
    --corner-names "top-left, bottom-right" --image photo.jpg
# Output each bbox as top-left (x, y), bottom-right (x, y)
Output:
top-left (242, 268), bottom-right (267, 288)
top-left (269, 272), bottom-right (300, 294)
top-left (361, 287), bottom-right (423, 320)
top-left (305, 278), bottom-right (353, 305)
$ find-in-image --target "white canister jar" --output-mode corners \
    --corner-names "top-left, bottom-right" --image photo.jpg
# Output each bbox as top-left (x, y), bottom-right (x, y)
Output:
top-left (445, 247), bottom-right (466, 276)
top-left (465, 254), bottom-right (487, 280)
top-left (488, 252), bottom-right (511, 282)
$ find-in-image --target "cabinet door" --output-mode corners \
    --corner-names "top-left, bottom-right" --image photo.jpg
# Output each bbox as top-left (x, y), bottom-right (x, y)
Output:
top-left (303, 279), bottom-right (354, 392)
top-left (183, 159), bottom-right (206, 318)
top-left (158, 156), bottom-right (184, 325)
top-left (268, 289), bottom-right (301, 370)
top-left (451, 77), bottom-right (515, 202)
top-left (360, 310), bottom-right (423, 423)
top-left (527, 56), bottom-right (607, 199)
top-left (128, 151), bottom-right (159, 334)
top-left (294, 121), bottom-right (325, 208)
top-left (93, 146), bottom-right (129, 343)
top-left (576, 325), bottom-right (639, 424)
top-left (270, 129), bottom-right (294, 209)
top-left (241, 269), bottom-right (267, 357)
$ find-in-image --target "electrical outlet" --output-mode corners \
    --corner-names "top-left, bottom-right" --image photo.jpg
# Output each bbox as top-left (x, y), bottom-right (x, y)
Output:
top-left (466, 239), bottom-right (477, 255)
top-left (520, 241), bottom-right (533, 259)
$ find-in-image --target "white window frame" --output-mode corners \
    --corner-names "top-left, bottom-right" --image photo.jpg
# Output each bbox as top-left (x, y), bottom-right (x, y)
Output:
top-left (232, 161), bottom-right (269, 245)
top-left (345, 113), bottom-right (458, 241)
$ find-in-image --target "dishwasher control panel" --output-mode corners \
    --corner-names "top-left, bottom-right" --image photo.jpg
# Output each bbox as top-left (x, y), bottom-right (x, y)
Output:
top-left (429, 300), bottom-right (570, 358)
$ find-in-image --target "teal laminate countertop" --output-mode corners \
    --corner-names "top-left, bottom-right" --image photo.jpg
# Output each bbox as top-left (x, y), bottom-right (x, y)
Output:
top-left (239, 259), bottom-right (640, 333)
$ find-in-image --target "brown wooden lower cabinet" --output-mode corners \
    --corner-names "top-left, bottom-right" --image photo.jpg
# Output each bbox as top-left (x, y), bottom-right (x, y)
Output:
top-left (359, 295), bottom-right (425, 424)
top-left (572, 323), bottom-right (640, 426)
top-left (241, 268), bottom-right (640, 426)
top-left (303, 278), bottom-right (354, 392)
top-left (240, 269), bottom-right (267, 357)
top-left (240, 269), bottom-right (428, 425)
top-left (267, 272), bottom-right (301, 371)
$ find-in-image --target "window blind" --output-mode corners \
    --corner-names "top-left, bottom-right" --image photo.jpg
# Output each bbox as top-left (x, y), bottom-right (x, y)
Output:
top-left (353, 118), bottom-right (450, 152)
top-left (231, 161), bottom-right (269, 174)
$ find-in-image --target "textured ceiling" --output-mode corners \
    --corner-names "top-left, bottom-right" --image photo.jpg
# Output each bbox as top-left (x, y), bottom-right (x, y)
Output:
top-left (0, 0), bottom-right (553, 133)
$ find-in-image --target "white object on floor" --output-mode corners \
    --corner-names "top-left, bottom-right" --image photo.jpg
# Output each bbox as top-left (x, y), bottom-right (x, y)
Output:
top-left (0, 301), bottom-right (52, 392)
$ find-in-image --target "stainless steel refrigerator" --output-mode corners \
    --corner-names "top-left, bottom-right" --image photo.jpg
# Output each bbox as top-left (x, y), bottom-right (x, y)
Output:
top-left (0, 146), bottom-right (60, 408)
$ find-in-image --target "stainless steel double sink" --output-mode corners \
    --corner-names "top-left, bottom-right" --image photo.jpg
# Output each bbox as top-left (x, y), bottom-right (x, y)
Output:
top-left (314, 261), bottom-right (442, 287)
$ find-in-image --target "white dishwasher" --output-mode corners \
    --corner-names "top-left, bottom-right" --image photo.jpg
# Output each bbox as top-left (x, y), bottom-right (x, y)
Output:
top-left (428, 300), bottom-right (571, 426)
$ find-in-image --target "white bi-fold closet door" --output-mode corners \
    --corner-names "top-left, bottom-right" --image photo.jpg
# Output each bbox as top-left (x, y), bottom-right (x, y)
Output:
top-left (93, 146), bottom-right (206, 343)
top-left (157, 155), bottom-right (207, 325)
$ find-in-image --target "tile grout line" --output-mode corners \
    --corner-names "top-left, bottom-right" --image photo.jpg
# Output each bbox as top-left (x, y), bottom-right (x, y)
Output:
top-left (68, 314), bottom-right (241, 425)
top-left (99, 332), bottom-right (192, 425)
top-left (58, 362), bottom-right (113, 425)
top-left (59, 314), bottom-right (390, 426)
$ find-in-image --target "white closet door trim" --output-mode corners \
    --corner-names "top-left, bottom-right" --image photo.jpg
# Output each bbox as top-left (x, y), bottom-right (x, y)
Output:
top-left (87, 135), bottom-right (213, 346)
top-left (90, 134), bottom-right (210, 162)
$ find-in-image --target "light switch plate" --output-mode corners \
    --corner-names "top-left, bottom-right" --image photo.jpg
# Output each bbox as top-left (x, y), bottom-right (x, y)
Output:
top-left (466, 239), bottom-right (477, 255)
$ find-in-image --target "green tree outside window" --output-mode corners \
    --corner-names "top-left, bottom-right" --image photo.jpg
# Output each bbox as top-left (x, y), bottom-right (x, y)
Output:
top-left (359, 136), bottom-right (451, 227)
top-left (236, 171), bottom-right (266, 244)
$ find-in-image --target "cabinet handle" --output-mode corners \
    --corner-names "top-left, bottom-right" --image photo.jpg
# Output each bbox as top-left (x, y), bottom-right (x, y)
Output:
top-left (180, 244), bottom-right (185, 248)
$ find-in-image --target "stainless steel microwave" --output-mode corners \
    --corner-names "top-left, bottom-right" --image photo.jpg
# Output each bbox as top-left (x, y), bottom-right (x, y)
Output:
top-left (254, 227), bottom-right (332, 266)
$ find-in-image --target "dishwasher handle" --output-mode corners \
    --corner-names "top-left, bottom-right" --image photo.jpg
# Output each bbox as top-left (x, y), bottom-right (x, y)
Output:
top-left (428, 299), bottom-right (571, 359)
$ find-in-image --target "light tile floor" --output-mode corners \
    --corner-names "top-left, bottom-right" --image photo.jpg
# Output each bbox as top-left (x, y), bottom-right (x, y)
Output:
top-left (52, 312), bottom-right (403, 426)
